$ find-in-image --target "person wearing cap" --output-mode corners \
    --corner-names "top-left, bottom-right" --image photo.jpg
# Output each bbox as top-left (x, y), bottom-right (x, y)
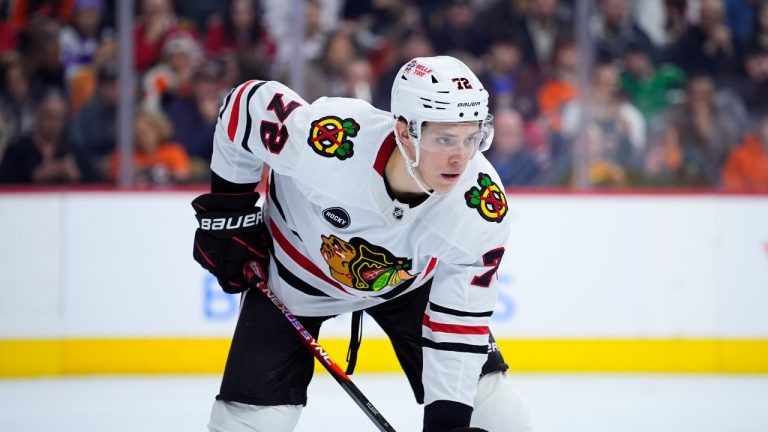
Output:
top-left (191, 56), bottom-right (532, 432)
top-left (68, 63), bottom-right (118, 182)
top-left (58, 0), bottom-right (112, 82)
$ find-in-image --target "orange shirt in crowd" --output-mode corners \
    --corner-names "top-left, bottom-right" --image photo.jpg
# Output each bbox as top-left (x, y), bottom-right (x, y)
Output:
top-left (108, 141), bottom-right (191, 183)
top-left (722, 133), bottom-right (768, 192)
top-left (537, 79), bottom-right (578, 132)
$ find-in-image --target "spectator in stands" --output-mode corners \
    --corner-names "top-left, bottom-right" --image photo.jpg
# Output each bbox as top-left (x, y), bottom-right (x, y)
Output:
top-left (108, 108), bottom-right (191, 186)
top-left (0, 59), bottom-right (39, 151)
top-left (427, 0), bottom-right (484, 57)
top-left (478, 34), bottom-right (539, 120)
top-left (175, 0), bottom-right (228, 33)
top-left (274, 0), bottom-right (328, 69)
top-left (721, 115), bottom-right (768, 192)
top-left (68, 64), bottom-right (117, 182)
top-left (204, 0), bottom-right (277, 64)
top-left (340, 0), bottom-right (417, 70)
top-left (58, 0), bottom-right (112, 82)
top-left (537, 36), bottom-right (578, 134)
top-left (663, 0), bottom-right (690, 45)
top-left (142, 31), bottom-right (201, 111)
top-left (163, 60), bottom-right (223, 182)
top-left (515, 0), bottom-right (571, 73)
top-left (339, 58), bottom-right (373, 102)
top-left (724, 47), bottom-right (768, 125)
top-left (748, 1), bottom-right (768, 54)
top-left (0, 90), bottom-right (81, 184)
top-left (301, 28), bottom-right (360, 103)
top-left (219, 49), bottom-right (272, 90)
top-left (371, 29), bottom-right (434, 110)
top-left (620, 41), bottom-right (686, 130)
top-left (485, 109), bottom-right (541, 186)
top-left (562, 63), bottom-right (647, 176)
top-left (18, 20), bottom-right (66, 92)
top-left (667, 0), bottom-right (741, 81)
top-left (59, 0), bottom-right (116, 113)
top-left (582, 123), bottom-right (628, 187)
top-left (133, 0), bottom-right (183, 72)
top-left (630, 0), bottom-right (666, 47)
top-left (591, 0), bottom-right (655, 63)
top-left (647, 74), bottom-right (742, 186)
top-left (477, 0), bottom-right (523, 45)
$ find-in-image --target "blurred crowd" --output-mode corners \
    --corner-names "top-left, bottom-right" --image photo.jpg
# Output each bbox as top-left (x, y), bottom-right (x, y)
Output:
top-left (0, 0), bottom-right (767, 191)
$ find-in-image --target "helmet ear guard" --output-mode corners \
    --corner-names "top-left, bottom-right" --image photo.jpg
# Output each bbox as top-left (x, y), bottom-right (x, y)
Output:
top-left (407, 119), bottom-right (420, 142)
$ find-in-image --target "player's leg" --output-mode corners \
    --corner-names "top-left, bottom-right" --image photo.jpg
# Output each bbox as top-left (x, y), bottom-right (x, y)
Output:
top-left (208, 402), bottom-right (302, 432)
top-left (365, 284), bottom-right (432, 403)
top-left (208, 288), bottom-right (330, 432)
top-left (367, 282), bottom-right (532, 431)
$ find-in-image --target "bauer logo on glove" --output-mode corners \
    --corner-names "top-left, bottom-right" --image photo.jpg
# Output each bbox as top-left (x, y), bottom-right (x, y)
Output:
top-left (198, 210), bottom-right (263, 231)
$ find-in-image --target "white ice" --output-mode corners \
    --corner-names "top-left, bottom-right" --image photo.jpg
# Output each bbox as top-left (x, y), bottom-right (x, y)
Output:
top-left (1, 373), bottom-right (767, 432)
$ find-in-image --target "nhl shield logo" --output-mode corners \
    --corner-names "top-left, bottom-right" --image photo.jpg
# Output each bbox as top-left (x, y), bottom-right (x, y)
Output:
top-left (307, 116), bottom-right (359, 160)
top-left (465, 173), bottom-right (507, 223)
top-left (392, 207), bottom-right (404, 220)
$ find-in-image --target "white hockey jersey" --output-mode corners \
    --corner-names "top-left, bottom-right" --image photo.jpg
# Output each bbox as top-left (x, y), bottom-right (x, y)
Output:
top-left (211, 80), bottom-right (512, 408)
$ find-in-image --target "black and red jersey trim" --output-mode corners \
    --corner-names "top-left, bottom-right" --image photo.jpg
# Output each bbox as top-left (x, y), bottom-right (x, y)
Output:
top-left (273, 255), bottom-right (331, 298)
top-left (422, 314), bottom-right (489, 335)
top-left (240, 82), bottom-right (267, 153)
top-left (428, 302), bottom-right (493, 317)
top-left (227, 80), bottom-right (258, 141)
top-left (268, 171), bottom-right (287, 223)
top-left (421, 338), bottom-right (488, 354)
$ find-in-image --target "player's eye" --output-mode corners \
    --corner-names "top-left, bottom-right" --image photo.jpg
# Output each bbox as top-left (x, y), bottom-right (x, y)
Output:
top-left (436, 137), bottom-right (457, 148)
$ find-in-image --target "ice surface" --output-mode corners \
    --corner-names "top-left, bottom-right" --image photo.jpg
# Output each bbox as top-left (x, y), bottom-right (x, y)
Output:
top-left (1, 373), bottom-right (767, 431)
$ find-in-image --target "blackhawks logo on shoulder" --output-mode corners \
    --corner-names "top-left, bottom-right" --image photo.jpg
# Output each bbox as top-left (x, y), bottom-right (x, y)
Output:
top-left (465, 173), bottom-right (508, 222)
top-left (307, 116), bottom-right (359, 160)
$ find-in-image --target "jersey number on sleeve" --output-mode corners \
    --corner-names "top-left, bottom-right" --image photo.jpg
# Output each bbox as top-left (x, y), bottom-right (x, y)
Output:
top-left (259, 93), bottom-right (301, 154)
top-left (471, 247), bottom-right (505, 288)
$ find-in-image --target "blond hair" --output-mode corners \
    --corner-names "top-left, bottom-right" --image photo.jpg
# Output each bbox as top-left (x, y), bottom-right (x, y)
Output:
top-left (135, 108), bottom-right (174, 141)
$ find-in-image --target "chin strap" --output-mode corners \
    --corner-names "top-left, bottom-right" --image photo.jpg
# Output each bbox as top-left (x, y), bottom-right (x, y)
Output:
top-left (393, 126), bottom-right (441, 197)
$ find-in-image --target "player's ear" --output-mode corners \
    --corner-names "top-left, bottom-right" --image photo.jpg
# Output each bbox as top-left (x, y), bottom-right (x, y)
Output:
top-left (395, 118), bottom-right (412, 147)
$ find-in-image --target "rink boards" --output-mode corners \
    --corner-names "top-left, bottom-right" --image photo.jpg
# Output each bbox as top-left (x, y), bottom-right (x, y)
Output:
top-left (1, 190), bottom-right (767, 376)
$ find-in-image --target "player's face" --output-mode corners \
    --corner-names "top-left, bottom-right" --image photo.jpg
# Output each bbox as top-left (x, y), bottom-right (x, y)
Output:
top-left (415, 121), bottom-right (480, 193)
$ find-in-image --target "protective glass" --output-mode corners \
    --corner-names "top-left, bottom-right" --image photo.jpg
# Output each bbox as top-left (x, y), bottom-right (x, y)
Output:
top-left (417, 114), bottom-right (494, 156)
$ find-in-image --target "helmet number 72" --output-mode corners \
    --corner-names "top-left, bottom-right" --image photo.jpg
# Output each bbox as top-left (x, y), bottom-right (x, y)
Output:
top-left (451, 77), bottom-right (473, 90)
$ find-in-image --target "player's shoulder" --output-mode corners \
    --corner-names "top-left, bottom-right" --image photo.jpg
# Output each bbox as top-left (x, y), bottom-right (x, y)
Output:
top-left (290, 95), bottom-right (395, 162)
top-left (429, 154), bottom-right (511, 256)
top-left (303, 96), bottom-right (393, 136)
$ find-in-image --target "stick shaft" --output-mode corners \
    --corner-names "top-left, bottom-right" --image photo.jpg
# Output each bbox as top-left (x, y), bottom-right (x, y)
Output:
top-left (246, 263), bottom-right (397, 432)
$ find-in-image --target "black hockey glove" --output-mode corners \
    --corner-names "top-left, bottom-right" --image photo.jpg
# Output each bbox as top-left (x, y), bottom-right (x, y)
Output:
top-left (192, 192), bottom-right (271, 293)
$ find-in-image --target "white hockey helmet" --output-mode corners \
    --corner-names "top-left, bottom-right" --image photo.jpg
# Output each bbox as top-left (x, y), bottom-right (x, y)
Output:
top-left (390, 56), bottom-right (493, 195)
top-left (391, 56), bottom-right (493, 153)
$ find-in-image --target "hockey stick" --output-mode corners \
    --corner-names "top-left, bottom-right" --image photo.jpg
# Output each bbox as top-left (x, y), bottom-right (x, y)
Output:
top-left (244, 261), bottom-right (397, 432)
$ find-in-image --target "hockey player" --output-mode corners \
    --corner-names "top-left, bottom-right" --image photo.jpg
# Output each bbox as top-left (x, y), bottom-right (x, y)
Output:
top-left (192, 55), bottom-right (532, 432)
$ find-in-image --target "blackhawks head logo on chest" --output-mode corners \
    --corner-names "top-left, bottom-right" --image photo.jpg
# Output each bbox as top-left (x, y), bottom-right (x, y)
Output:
top-left (320, 235), bottom-right (414, 291)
